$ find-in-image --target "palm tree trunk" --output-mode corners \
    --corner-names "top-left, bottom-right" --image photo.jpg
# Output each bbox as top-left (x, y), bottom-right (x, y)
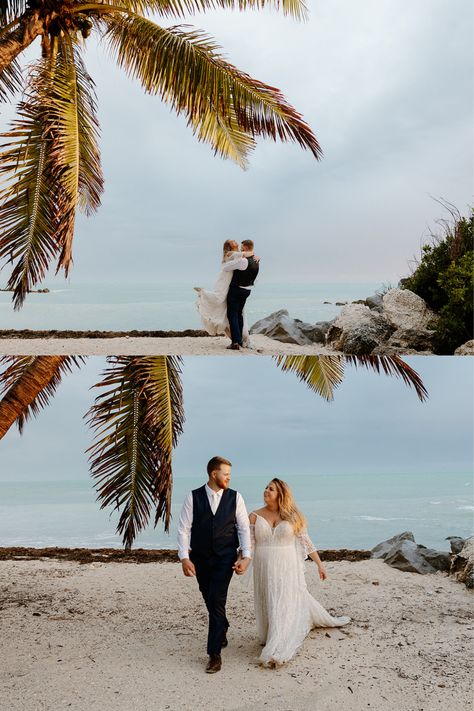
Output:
top-left (0, 356), bottom-right (64, 439)
top-left (0, 12), bottom-right (43, 74)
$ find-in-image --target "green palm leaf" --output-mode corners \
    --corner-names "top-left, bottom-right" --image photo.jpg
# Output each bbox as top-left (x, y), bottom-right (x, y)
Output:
top-left (86, 356), bottom-right (185, 550)
top-left (82, 0), bottom-right (307, 21)
top-left (0, 355), bottom-right (84, 438)
top-left (274, 355), bottom-right (428, 402)
top-left (46, 37), bottom-right (103, 273)
top-left (102, 15), bottom-right (322, 161)
top-left (0, 82), bottom-right (61, 309)
top-left (274, 355), bottom-right (344, 401)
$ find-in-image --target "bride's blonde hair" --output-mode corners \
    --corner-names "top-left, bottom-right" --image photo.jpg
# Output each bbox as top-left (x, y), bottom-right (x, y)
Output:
top-left (271, 478), bottom-right (307, 535)
top-left (222, 239), bottom-right (239, 261)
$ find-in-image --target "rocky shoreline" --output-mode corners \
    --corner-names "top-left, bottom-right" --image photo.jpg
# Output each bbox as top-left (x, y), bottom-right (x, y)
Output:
top-left (250, 287), bottom-right (474, 355)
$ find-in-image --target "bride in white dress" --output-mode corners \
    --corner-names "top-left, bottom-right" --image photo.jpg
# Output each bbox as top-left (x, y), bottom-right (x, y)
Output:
top-left (194, 240), bottom-right (253, 345)
top-left (248, 478), bottom-right (350, 667)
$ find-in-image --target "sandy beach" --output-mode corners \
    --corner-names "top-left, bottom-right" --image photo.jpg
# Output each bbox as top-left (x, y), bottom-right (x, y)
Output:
top-left (1, 556), bottom-right (472, 711)
top-left (0, 335), bottom-right (338, 356)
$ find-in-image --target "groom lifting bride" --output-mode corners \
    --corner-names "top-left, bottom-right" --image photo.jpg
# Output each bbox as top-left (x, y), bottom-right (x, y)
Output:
top-left (194, 239), bottom-right (260, 350)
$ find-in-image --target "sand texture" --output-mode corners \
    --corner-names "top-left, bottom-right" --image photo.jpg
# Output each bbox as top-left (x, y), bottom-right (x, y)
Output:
top-left (1, 558), bottom-right (472, 711)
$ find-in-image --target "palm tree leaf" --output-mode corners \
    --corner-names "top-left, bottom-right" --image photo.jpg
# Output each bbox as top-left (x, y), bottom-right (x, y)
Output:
top-left (86, 355), bottom-right (185, 550)
top-left (0, 1), bottom-right (27, 26)
top-left (102, 16), bottom-right (322, 161)
top-left (0, 355), bottom-right (84, 438)
top-left (274, 355), bottom-right (344, 401)
top-left (47, 37), bottom-right (103, 273)
top-left (87, 0), bottom-right (307, 21)
top-left (190, 103), bottom-right (256, 167)
top-left (0, 79), bottom-right (62, 309)
top-left (0, 58), bottom-right (22, 100)
top-left (344, 355), bottom-right (428, 402)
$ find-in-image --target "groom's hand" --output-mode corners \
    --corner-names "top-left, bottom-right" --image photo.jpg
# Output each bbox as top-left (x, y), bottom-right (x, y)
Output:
top-left (233, 557), bottom-right (250, 575)
top-left (181, 558), bottom-right (196, 577)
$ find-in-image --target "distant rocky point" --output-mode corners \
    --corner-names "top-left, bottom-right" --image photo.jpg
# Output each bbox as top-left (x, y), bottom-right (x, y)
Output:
top-left (250, 287), bottom-right (474, 355)
top-left (0, 287), bottom-right (50, 293)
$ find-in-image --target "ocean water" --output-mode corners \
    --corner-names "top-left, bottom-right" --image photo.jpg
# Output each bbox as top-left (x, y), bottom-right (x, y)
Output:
top-left (0, 282), bottom-right (384, 331)
top-left (0, 471), bottom-right (472, 552)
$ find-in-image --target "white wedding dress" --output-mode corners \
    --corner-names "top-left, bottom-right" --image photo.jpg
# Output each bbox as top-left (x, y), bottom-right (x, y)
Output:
top-left (195, 251), bottom-right (249, 344)
top-left (250, 513), bottom-right (350, 666)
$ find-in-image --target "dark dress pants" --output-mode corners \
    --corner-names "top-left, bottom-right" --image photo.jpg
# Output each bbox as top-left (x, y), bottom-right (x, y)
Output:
top-left (191, 552), bottom-right (236, 655)
top-left (226, 285), bottom-right (250, 345)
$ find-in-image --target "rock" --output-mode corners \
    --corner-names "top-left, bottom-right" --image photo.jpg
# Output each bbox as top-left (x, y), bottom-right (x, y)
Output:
top-left (372, 532), bottom-right (415, 559)
top-left (383, 540), bottom-right (439, 575)
top-left (335, 301), bottom-right (347, 306)
top-left (249, 310), bottom-right (312, 345)
top-left (365, 293), bottom-right (384, 311)
top-left (373, 533), bottom-right (452, 574)
top-left (371, 345), bottom-right (433, 356)
top-left (326, 304), bottom-right (394, 354)
top-left (323, 301), bottom-right (332, 304)
top-left (383, 327), bottom-right (436, 352)
top-left (298, 321), bottom-right (331, 344)
top-left (450, 536), bottom-right (474, 588)
top-left (383, 289), bottom-right (439, 331)
top-left (454, 340), bottom-right (474, 355)
top-left (446, 536), bottom-right (466, 555)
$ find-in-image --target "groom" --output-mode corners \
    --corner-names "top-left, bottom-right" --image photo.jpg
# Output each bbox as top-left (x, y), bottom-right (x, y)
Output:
top-left (224, 239), bottom-right (260, 350)
top-left (177, 456), bottom-right (251, 673)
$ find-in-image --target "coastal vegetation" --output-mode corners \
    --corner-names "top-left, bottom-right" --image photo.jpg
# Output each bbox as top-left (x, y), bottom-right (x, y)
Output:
top-left (402, 203), bottom-right (473, 354)
top-left (0, 0), bottom-right (320, 310)
top-left (0, 354), bottom-right (427, 549)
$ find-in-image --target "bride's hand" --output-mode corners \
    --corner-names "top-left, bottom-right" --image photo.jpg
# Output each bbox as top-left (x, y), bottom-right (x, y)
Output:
top-left (317, 563), bottom-right (328, 581)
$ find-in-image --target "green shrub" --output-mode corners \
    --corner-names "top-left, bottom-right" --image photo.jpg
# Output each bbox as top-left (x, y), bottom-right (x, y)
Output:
top-left (403, 206), bottom-right (473, 354)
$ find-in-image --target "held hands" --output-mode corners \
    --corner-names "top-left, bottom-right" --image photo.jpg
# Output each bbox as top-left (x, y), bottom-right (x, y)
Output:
top-left (181, 558), bottom-right (196, 577)
top-left (233, 557), bottom-right (250, 575)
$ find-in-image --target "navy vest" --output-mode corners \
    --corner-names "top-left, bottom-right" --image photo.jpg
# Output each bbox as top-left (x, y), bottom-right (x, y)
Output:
top-left (230, 255), bottom-right (259, 288)
top-left (190, 486), bottom-right (239, 558)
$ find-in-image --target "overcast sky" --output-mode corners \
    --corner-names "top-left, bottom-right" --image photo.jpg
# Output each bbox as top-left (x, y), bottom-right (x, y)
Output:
top-left (1, 0), bottom-right (472, 287)
top-left (1, 356), bottom-right (472, 483)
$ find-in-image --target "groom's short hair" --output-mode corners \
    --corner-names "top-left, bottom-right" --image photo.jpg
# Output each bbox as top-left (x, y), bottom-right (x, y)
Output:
top-left (241, 239), bottom-right (254, 250)
top-left (207, 456), bottom-right (232, 475)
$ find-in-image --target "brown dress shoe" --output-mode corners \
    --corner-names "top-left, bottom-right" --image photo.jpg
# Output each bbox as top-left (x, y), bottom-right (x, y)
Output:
top-left (205, 654), bottom-right (222, 673)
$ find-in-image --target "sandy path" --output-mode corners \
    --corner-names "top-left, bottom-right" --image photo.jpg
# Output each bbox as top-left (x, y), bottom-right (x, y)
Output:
top-left (0, 558), bottom-right (471, 711)
top-left (0, 335), bottom-right (338, 356)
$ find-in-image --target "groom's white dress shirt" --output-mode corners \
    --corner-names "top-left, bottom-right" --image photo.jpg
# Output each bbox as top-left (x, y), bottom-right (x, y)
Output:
top-left (177, 484), bottom-right (252, 560)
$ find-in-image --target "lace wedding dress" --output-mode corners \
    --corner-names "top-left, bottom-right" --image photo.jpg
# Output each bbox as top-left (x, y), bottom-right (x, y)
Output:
top-left (195, 251), bottom-right (249, 343)
top-left (250, 513), bottom-right (350, 666)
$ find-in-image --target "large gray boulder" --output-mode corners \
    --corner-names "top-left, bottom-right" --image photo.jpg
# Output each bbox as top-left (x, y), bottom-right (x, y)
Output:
top-left (382, 289), bottom-right (439, 331)
top-left (371, 531), bottom-right (415, 559)
top-left (450, 536), bottom-right (474, 588)
top-left (249, 310), bottom-right (312, 345)
top-left (365, 293), bottom-right (384, 312)
top-left (250, 310), bottom-right (330, 345)
top-left (372, 532), bottom-right (451, 574)
top-left (454, 340), bottom-right (474, 355)
top-left (325, 304), bottom-right (394, 354)
top-left (383, 327), bottom-right (436, 353)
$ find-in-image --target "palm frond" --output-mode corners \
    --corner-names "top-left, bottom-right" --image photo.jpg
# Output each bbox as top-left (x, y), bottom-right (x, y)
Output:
top-left (102, 16), bottom-right (322, 161)
top-left (273, 356), bottom-right (344, 401)
top-left (86, 355), bottom-right (185, 550)
top-left (191, 104), bottom-right (256, 168)
top-left (48, 37), bottom-right (103, 273)
top-left (95, 0), bottom-right (308, 21)
top-left (344, 355), bottom-right (428, 402)
top-left (0, 81), bottom-right (62, 309)
top-left (0, 58), bottom-right (22, 100)
top-left (0, 355), bottom-right (84, 439)
top-left (0, 1), bottom-right (27, 26)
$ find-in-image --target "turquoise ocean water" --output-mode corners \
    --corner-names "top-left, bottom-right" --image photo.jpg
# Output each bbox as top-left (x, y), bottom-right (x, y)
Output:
top-left (0, 471), bottom-right (472, 551)
top-left (0, 281), bottom-right (385, 331)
